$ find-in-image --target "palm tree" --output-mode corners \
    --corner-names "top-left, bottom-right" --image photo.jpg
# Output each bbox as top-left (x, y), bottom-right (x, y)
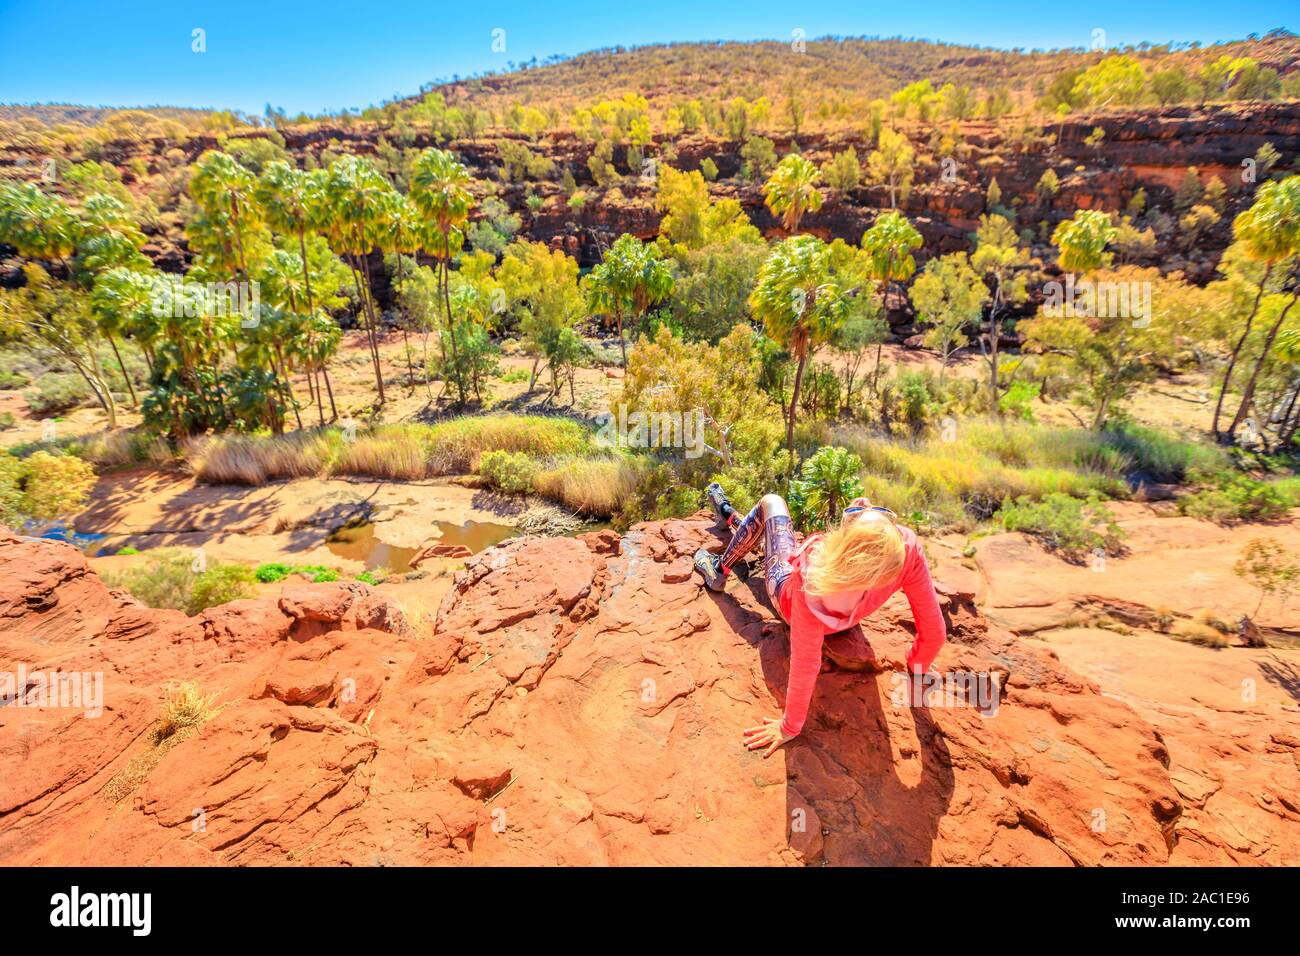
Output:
top-left (190, 151), bottom-right (260, 279)
top-left (410, 148), bottom-right (475, 404)
top-left (762, 154), bottom-right (824, 233)
top-left (313, 156), bottom-right (395, 404)
top-left (860, 210), bottom-right (922, 392)
top-left (377, 190), bottom-right (426, 392)
top-left (585, 234), bottom-right (674, 368)
top-left (749, 235), bottom-right (850, 468)
top-left (257, 165), bottom-right (345, 422)
top-left (1219, 175), bottom-right (1300, 442)
top-left (73, 193), bottom-right (152, 406)
top-left (256, 161), bottom-right (318, 315)
top-left (0, 182), bottom-right (79, 268)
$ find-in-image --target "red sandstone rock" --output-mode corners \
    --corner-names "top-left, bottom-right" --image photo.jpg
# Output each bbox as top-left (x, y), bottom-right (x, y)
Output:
top-left (0, 520), bottom-right (1293, 866)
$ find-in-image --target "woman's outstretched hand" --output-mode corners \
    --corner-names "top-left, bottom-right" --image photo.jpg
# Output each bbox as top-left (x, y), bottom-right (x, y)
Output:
top-left (743, 716), bottom-right (795, 758)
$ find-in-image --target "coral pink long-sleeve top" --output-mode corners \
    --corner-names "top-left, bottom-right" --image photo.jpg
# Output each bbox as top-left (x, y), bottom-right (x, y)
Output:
top-left (776, 525), bottom-right (946, 737)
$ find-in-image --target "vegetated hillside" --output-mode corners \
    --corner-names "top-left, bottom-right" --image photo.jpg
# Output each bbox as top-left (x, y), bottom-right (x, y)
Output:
top-left (428, 33), bottom-right (1300, 120)
top-left (4, 99), bottom-right (1296, 303)
top-left (0, 104), bottom-right (222, 128)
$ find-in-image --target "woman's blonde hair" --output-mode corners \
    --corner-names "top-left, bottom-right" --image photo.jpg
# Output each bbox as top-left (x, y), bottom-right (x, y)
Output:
top-left (804, 513), bottom-right (906, 596)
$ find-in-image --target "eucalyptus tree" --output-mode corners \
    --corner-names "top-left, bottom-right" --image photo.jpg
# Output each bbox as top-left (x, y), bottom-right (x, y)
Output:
top-left (971, 213), bottom-right (1031, 413)
top-left (585, 234), bottom-right (674, 368)
top-left (496, 240), bottom-right (585, 394)
top-left (762, 154), bottom-right (823, 233)
top-left (410, 148), bottom-right (475, 404)
top-left (2, 264), bottom-right (118, 428)
top-left (1051, 209), bottom-right (1117, 273)
top-left (1221, 175), bottom-right (1300, 443)
top-left (910, 252), bottom-right (989, 383)
top-left (748, 235), bottom-right (851, 467)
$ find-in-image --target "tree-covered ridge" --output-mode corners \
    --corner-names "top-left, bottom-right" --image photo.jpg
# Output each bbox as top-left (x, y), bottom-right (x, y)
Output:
top-left (2, 31), bottom-right (1298, 147)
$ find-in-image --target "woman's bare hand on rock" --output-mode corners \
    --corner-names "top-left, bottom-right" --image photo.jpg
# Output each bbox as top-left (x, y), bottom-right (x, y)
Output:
top-left (743, 717), bottom-right (794, 758)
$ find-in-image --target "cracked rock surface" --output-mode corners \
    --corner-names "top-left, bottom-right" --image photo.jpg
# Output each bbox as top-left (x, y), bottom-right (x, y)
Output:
top-left (1, 517), bottom-right (1293, 865)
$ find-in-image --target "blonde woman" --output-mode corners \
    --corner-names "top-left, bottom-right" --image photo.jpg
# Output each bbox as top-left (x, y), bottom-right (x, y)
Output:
top-left (694, 482), bottom-right (946, 757)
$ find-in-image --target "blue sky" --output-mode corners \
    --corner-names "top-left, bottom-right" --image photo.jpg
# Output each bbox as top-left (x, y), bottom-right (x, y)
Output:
top-left (0, 1), bottom-right (1289, 115)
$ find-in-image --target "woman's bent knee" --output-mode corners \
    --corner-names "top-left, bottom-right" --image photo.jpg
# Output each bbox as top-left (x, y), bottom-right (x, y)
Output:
top-left (759, 494), bottom-right (789, 519)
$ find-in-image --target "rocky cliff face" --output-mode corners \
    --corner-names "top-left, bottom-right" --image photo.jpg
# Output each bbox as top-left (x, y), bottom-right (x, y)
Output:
top-left (4, 102), bottom-right (1297, 296)
top-left (10, 516), bottom-right (1275, 866)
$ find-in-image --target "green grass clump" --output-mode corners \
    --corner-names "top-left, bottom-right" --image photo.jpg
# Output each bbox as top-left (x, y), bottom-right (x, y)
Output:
top-left (997, 493), bottom-right (1126, 562)
top-left (533, 453), bottom-right (645, 517)
top-left (185, 415), bottom-right (591, 485)
top-left (1178, 471), bottom-right (1295, 523)
top-left (423, 415), bottom-right (588, 474)
top-left (825, 419), bottom-right (1238, 532)
top-left (254, 562), bottom-right (294, 583)
top-left (254, 561), bottom-right (339, 583)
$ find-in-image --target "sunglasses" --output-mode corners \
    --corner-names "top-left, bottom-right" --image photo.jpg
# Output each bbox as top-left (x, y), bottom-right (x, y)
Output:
top-left (843, 505), bottom-right (896, 521)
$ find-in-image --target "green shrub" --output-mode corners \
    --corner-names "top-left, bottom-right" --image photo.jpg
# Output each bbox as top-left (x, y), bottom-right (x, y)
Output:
top-left (105, 549), bottom-right (255, 615)
top-left (187, 565), bottom-right (256, 614)
top-left (998, 381), bottom-right (1040, 421)
top-left (478, 449), bottom-right (540, 495)
top-left (997, 493), bottom-right (1125, 562)
top-left (1179, 472), bottom-right (1292, 523)
top-left (23, 372), bottom-right (95, 415)
top-left (0, 350), bottom-right (40, 389)
top-left (0, 449), bottom-right (96, 528)
top-left (1100, 423), bottom-right (1228, 483)
top-left (254, 562), bottom-right (294, 583)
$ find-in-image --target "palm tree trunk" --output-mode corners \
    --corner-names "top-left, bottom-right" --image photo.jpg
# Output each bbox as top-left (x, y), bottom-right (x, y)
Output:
top-left (349, 255), bottom-right (386, 404)
top-left (108, 333), bottom-right (137, 408)
top-left (785, 344), bottom-right (809, 471)
top-left (617, 309), bottom-right (628, 368)
top-left (274, 344), bottom-right (303, 430)
top-left (322, 364), bottom-right (338, 421)
top-left (359, 252), bottom-right (387, 403)
top-left (297, 228), bottom-right (315, 315)
top-left (442, 237), bottom-right (464, 405)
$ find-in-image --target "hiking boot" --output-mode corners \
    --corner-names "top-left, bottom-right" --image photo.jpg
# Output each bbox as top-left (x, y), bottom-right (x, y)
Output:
top-left (706, 482), bottom-right (740, 530)
top-left (694, 548), bottom-right (727, 591)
